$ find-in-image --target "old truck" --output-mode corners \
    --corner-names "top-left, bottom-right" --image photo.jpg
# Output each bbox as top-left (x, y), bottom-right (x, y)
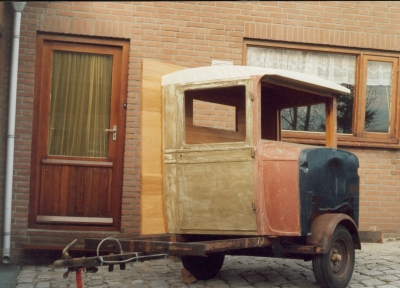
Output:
top-left (54, 62), bottom-right (360, 288)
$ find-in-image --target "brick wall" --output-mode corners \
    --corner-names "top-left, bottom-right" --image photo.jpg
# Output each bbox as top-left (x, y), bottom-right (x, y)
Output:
top-left (5, 1), bottom-right (400, 263)
top-left (349, 148), bottom-right (400, 237)
top-left (193, 100), bottom-right (236, 131)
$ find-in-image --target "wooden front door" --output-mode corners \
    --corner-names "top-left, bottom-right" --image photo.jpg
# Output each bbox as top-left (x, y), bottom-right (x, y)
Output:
top-left (29, 34), bottom-right (129, 230)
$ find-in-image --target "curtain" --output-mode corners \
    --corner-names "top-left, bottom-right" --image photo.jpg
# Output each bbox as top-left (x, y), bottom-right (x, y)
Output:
top-left (367, 61), bottom-right (392, 86)
top-left (248, 47), bottom-right (393, 87)
top-left (48, 51), bottom-right (112, 157)
top-left (247, 46), bottom-right (356, 85)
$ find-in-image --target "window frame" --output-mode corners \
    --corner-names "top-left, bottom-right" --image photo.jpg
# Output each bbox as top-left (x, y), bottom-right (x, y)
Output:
top-left (244, 40), bottom-right (400, 148)
top-left (358, 55), bottom-right (398, 140)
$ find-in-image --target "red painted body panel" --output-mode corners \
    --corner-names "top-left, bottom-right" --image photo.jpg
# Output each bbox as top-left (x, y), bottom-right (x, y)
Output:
top-left (255, 141), bottom-right (308, 236)
top-left (262, 160), bottom-right (299, 234)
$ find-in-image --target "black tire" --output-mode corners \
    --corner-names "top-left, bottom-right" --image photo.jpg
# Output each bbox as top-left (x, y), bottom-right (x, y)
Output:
top-left (312, 224), bottom-right (355, 288)
top-left (181, 253), bottom-right (225, 280)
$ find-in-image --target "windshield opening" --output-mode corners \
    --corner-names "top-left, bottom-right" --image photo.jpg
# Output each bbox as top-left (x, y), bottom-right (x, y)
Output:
top-left (260, 84), bottom-right (328, 142)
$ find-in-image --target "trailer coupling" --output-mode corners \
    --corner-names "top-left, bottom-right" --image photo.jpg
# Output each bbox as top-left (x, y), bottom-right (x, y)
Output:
top-left (54, 237), bottom-right (168, 287)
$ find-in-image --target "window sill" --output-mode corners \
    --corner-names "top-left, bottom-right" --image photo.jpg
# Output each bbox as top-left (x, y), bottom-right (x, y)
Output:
top-left (282, 132), bottom-right (400, 149)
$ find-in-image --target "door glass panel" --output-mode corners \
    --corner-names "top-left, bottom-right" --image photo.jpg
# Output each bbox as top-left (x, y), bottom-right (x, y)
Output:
top-left (48, 51), bottom-right (113, 157)
top-left (364, 61), bottom-right (392, 133)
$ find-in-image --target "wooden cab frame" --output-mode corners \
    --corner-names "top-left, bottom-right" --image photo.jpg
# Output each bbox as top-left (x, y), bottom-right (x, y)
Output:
top-left (158, 65), bottom-right (348, 236)
top-left (140, 60), bottom-right (349, 236)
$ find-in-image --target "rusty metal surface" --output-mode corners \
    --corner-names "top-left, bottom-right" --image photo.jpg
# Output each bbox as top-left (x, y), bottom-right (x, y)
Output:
top-left (262, 159), bottom-right (300, 234)
top-left (280, 244), bottom-right (321, 255)
top-left (55, 235), bottom-right (325, 271)
top-left (53, 252), bottom-right (168, 269)
top-left (306, 213), bottom-right (361, 253)
top-left (255, 141), bottom-right (306, 236)
top-left (86, 236), bottom-right (276, 257)
top-left (85, 235), bottom-right (183, 252)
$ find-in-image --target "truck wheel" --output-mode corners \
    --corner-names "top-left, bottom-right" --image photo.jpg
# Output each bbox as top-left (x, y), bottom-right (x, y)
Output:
top-left (181, 253), bottom-right (225, 280)
top-left (312, 224), bottom-right (355, 288)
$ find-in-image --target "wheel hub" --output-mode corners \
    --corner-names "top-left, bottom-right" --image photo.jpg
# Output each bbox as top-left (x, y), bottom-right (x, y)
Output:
top-left (331, 248), bottom-right (342, 263)
top-left (330, 246), bottom-right (344, 273)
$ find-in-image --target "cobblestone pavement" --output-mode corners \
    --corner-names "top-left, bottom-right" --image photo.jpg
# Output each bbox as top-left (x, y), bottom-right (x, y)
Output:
top-left (14, 241), bottom-right (400, 288)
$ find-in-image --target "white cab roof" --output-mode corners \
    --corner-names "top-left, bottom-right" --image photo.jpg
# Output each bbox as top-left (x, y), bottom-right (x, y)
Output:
top-left (162, 65), bottom-right (350, 95)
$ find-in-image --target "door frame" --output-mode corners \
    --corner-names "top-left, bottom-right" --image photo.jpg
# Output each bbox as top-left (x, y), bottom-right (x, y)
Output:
top-left (28, 33), bottom-right (129, 231)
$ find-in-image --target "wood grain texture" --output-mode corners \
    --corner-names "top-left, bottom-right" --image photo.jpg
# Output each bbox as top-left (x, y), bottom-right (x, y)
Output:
top-left (177, 159), bottom-right (257, 232)
top-left (162, 85), bottom-right (179, 150)
top-left (163, 163), bottom-right (179, 233)
top-left (38, 165), bottom-right (112, 218)
top-left (325, 98), bottom-right (337, 148)
top-left (140, 59), bottom-right (186, 234)
top-left (36, 215), bottom-right (113, 225)
top-left (163, 78), bottom-right (256, 235)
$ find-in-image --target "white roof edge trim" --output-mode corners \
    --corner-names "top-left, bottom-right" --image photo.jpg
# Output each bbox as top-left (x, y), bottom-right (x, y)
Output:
top-left (162, 65), bottom-right (350, 95)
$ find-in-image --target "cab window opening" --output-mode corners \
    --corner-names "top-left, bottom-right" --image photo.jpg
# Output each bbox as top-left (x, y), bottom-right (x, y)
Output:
top-left (184, 86), bottom-right (246, 144)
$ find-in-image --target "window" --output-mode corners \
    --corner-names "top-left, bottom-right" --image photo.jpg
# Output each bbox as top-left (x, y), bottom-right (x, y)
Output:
top-left (184, 86), bottom-right (246, 144)
top-left (360, 57), bottom-right (397, 139)
top-left (246, 43), bottom-right (400, 146)
top-left (48, 51), bottom-right (113, 157)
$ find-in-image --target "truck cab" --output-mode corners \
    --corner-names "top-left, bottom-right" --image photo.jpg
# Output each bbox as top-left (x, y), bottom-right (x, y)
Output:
top-left (162, 66), bottom-right (359, 238)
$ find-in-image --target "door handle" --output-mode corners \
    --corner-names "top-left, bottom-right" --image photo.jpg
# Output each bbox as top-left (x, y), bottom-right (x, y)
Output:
top-left (105, 125), bottom-right (117, 141)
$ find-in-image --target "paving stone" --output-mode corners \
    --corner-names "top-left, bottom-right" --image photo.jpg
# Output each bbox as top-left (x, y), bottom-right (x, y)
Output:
top-left (19, 271), bottom-right (37, 277)
top-left (17, 277), bottom-right (35, 283)
top-left (34, 282), bottom-right (50, 288)
top-left (15, 285), bottom-right (35, 288)
top-left (360, 278), bottom-right (386, 286)
top-left (382, 269), bottom-right (400, 275)
top-left (350, 273), bottom-right (372, 281)
top-left (378, 274), bottom-right (400, 282)
top-left (359, 269), bottom-right (386, 277)
top-left (243, 274), bottom-right (266, 284)
top-left (148, 279), bottom-right (169, 288)
top-left (86, 279), bottom-right (105, 286)
top-left (37, 274), bottom-right (51, 280)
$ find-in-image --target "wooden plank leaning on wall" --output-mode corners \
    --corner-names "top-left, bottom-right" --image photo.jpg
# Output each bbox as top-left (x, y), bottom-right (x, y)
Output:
top-left (140, 59), bottom-right (185, 234)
